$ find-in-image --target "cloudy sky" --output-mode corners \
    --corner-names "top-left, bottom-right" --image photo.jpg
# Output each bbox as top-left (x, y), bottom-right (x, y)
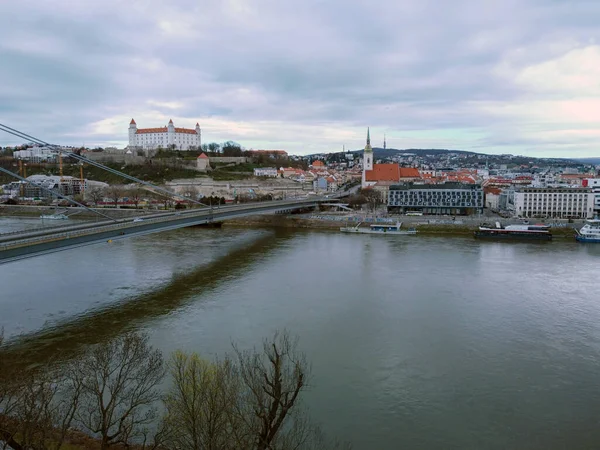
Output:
top-left (1, 0), bottom-right (599, 157)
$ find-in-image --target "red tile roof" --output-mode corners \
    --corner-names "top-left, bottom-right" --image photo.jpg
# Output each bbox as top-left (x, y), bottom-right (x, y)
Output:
top-left (174, 127), bottom-right (197, 135)
top-left (130, 118), bottom-right (136, 125)
top-left (312, 160), bottom-right (325, 167)
top-left (198, 153), bottom-right (208, 159)
top-left (365, 164), bottom-right (422, 182)
top-left (484, 187), bottom-right (502, 195)
top-left (365, 164), bottom-right (400, 182)
top-left (136, 127), bottom-right (168, 134)
top-left (136, 126), bottom-right (197, 134)
top-left (399, 167), bottom-right (420, 178)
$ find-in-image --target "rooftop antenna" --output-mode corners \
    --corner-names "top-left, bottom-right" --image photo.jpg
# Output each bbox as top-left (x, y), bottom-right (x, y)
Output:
top-left (383, 133), bottom-right (387, 150)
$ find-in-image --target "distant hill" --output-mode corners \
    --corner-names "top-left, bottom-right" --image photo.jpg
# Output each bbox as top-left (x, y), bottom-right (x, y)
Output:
top-left (573, 158), bottom-right (600, 165)
top-left (354, 148), bottom-right (481, 158)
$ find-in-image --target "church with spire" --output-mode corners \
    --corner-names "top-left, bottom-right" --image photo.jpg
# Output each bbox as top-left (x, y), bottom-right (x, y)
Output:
top-left (361, 128), bottom-right (421, 190)
top-left (361, 128), bottom-right (374, 188)
top-left (128, 119), bottom-right (201, 150)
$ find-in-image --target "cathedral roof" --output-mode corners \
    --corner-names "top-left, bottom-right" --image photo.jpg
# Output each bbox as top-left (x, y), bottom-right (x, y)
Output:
top-left (365, 165), bottom-right (421, 182)
top-left (365, 164), bottom-right (400, 182)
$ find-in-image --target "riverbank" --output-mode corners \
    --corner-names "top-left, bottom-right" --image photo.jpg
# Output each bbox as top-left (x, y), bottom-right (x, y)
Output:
top-left (222, 215), bottom-right (579, 238)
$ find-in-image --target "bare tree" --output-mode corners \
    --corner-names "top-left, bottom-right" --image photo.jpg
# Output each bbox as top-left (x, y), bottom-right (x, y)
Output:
top-left (181, 186), bottom-right (199, 204)
top-left (0, 331), bottom-right (82, 450)
top-left (105, 185), bottom-right (124, 208)
top-left (87, 187), bottom-right (105, 206)
top-left (71, 332), bottom-right (165, 450)
top-left (128, 187), bottom-right (144, 209)
top-left (233, 330), bottom-right (309, 450)
top-left (360, 188), bottom-right (383, 212)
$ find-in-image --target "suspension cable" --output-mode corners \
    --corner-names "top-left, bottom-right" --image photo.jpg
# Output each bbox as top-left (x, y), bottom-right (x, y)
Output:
top-left (0, 166), bottom-right (117, 222)
top-left (0, 123), bottom-right (208, 206)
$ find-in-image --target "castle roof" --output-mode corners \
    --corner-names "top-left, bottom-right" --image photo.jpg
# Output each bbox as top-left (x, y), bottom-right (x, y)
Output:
top-left (198, 153), bottom-right (209, 159)
top-left (136, 127), bottom-right (168, 134)
top-left (135, 126), bottom-right (198, 135)
top-left (175, 127), bottom-right (197, 135)
top-left (130, 118), bottom-right (136, 125)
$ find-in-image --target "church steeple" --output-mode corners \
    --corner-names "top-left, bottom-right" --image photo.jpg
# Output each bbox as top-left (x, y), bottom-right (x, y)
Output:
top-left (364, 127), bottom-right (373, 154)
top-left (363, 127), bottom-right (373, 175)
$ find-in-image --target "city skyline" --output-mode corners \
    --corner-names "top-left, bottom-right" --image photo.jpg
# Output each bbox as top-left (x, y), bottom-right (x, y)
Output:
top-left (1, 0), bottom-right (599, 157)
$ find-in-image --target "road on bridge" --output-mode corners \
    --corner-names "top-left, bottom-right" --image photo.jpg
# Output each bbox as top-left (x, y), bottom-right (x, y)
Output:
top-left (0, 197), bottom-right (328, 264)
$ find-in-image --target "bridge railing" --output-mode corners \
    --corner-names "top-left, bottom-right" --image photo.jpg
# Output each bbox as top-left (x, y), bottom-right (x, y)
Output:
top-left (0, 198), bottom-right (321, 251)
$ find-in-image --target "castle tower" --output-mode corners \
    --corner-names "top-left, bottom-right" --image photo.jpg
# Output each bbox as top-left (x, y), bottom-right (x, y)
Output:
top-left (195, 122), bottom-right (201, 149)
top-left (167, 119), bottom-right (175, 147)
top-left (362, 127), bottom-right (373, 188)
top-left (128, 118), bottom-right (137, 147)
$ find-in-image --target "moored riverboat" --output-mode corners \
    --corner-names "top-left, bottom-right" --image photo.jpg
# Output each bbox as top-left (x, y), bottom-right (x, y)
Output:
top-left (474, 222), bottom-right (552, 240)
top-left (40, 214), bottom-right (69, 220)
top-left (575, 219), bottom-right (600, 243)
top-left (340, 222), bottom-right (417, 235)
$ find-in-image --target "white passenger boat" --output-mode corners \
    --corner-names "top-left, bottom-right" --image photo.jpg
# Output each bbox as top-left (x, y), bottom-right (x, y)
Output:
top-left (40, 213), bottom-right (69, 220)
top-left (475, 222), bottom-right (552, 241)
top-left (575, 219), bottom-right (600, 243)
top-left (340, 222), bottom-right (417, 235)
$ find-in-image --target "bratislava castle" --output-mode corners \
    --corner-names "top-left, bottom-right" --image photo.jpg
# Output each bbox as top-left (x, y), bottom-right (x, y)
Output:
top-left (128, 118), bottom-right (201, 150)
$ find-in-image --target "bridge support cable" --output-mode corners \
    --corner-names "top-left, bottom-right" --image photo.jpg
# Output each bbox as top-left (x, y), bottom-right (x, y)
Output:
top-left (0, 166), bottom-right (118, 222)
top-left (0, 123), bottom-right (208, 207)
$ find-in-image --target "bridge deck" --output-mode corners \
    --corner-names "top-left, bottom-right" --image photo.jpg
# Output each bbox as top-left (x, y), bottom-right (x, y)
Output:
top-left (0, 198), bottom-right (321, 264)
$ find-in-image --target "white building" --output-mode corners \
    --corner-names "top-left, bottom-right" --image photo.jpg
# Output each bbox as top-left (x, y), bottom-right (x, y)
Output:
top-left (13, 146), bottom-right (63, 162)
top-left (128, 118), bottom-right (201, 150)
top-left (254, 167), bottom-right (278, 178)
top-left (583, 178), bottom-right (600, 215)
top-left (514, 187), bottom-right (595, 219)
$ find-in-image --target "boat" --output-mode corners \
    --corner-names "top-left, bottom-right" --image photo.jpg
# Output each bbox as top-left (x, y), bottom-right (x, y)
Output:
top-left (575, 219), bottom-right (600, 243)
top-left (40, 213), bottom-right (69, 220)
top-left (340, 221), bottom-right (417, 235)
top-left (474, 221), bottom-right (552, 240)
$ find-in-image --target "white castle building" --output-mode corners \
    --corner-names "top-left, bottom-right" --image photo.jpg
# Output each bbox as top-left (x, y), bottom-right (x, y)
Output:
top-left (128, 118), bottom-right (201, 150)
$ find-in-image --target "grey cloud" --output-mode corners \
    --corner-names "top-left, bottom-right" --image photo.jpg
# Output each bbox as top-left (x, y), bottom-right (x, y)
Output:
top-left (1, 0), bottom-right (600, 156)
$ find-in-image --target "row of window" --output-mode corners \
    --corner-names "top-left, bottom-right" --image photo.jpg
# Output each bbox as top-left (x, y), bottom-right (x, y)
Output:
top-left (390, 201), bottom-right (482, 207)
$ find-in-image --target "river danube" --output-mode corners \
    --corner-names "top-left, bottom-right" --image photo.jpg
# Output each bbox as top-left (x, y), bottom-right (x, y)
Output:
top-left (1, 216), bottom-right (600, 449)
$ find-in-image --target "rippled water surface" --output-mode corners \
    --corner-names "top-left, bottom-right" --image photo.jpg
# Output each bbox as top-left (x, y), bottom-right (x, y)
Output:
top-left (2, 217), bottom-right (600, 449)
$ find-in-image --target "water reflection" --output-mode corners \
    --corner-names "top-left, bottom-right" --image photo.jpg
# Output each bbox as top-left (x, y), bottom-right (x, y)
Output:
top-left (0, 230), bottom-right (289, 369)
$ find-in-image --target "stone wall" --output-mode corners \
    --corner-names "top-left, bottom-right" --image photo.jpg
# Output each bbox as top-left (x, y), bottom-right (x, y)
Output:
top-left (208, 157), bottom-right (249, 164)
